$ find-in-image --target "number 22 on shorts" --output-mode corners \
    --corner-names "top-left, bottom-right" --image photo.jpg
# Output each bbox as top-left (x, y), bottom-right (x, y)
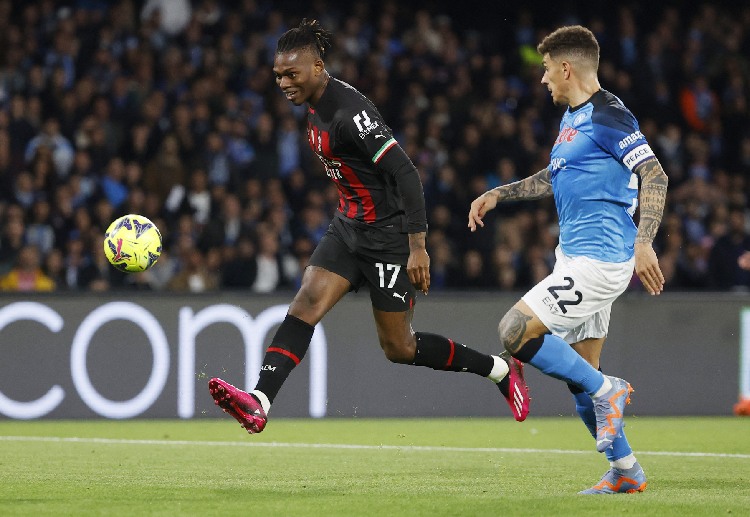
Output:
top-left (547, 276), bottom-right (583, 314)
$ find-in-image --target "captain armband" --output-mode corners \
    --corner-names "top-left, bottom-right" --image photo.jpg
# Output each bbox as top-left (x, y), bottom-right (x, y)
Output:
top-left (622, 144), bottom-right (655, 171)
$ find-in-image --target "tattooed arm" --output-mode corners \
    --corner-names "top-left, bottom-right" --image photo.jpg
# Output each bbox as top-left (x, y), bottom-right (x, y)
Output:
top-left (635, 158), bottom-right (668, 244)
top-left (491, 168), bottom-right (553, 203)
top-left (633, 157), bottom-right (669, 295)
top-left (468, 168), bottom-right (553, 231)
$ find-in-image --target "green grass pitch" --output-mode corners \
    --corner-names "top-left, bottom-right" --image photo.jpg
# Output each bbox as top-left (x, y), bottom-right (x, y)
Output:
top-left (0, 417), bottom-right (748, 516)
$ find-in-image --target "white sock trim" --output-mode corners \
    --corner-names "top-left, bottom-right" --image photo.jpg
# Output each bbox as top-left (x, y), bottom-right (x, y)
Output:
top-left (250, 390), bottom-right (271, 414)
top-left (610, 454), bottom-right (637, 470)
top-left (592, 375), bottom-right (612, 399)
top-left (487, 355), bottom-right (510, 383)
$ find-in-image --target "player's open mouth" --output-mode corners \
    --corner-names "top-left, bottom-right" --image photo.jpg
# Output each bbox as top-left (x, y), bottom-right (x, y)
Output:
top-left (285, 91), bottom-right (298, 100)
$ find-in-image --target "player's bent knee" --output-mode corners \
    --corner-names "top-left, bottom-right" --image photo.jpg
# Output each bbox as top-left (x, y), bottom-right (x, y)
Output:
top-left (289, 286), bottom-right (335, 323)
top-left (380, 338), bottom-right (416, 364)
top-left (497, 309), bottom-right (533, 355)
top-left (292, 289), bottom-right (320, 311)
top-left (289, 297), bottom-right (322, 323)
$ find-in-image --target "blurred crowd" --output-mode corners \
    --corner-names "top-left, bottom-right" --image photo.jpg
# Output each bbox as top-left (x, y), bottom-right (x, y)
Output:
top-left (1, 0), bottom-right (750, 294)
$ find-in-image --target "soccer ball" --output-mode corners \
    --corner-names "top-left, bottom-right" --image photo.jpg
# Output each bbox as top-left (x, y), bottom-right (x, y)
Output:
top-left (103, 214), bottom-right (162, 273)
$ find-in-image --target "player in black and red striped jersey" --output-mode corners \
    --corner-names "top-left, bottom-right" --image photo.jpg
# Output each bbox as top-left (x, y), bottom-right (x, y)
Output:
top-left (209, 19), bottom-right (529, 432)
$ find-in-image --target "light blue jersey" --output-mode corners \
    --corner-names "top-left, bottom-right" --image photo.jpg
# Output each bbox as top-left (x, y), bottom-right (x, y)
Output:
top-left (548, 89), bottom-right (655, 262)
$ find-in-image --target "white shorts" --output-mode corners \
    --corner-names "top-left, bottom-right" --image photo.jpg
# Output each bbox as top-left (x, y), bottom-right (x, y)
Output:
top-left (522, 246), bottom-right (634, 344)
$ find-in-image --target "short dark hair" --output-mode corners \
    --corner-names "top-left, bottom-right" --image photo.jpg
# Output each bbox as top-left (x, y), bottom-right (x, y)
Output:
top-left (537, 25), bottom-right (600, 69)
top-left (276, 18), bottom-right (333, 60)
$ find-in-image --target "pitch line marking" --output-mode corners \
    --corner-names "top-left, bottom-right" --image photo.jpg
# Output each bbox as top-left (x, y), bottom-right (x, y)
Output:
top-left (0, 435), bottom-right (748, 459)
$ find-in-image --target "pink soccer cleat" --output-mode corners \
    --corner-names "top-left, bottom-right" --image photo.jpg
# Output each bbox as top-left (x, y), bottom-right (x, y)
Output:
top-left (498, 356), bottom-right (531, 422)
top-left (208, 377), bottom-right (267, 434)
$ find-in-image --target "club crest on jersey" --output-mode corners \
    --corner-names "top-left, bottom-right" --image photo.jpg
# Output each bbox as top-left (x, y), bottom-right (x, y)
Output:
top-left (352, 109), bottom-right (379, 139)
top-left (554, 126), bottom-right (578, 145)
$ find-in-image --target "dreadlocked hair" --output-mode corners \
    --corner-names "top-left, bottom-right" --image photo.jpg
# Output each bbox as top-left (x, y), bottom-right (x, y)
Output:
top-left (276, 18), bottom-right (333, 59)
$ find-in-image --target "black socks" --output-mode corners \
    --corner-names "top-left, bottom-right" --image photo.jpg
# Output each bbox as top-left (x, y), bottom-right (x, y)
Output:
top-left (411, 332), bottom-right (493, 376)
top-left (255, 314), bottom-right (315, 403)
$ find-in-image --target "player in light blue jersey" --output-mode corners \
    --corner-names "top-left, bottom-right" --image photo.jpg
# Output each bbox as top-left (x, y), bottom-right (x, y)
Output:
top-left (468, 25), bottom-right (668, 494)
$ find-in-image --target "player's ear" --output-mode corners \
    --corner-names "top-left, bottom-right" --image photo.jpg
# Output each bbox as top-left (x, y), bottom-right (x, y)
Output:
top-left (314, 59), bottom-right (325, 76)
top-left (562, 60), bottom-right (572, 79)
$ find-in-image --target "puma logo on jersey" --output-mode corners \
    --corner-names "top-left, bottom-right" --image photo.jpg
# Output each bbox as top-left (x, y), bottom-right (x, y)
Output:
top-left (374, 132), bottom-right (386, 139)
top-left (392, 292), bottom-right (407, 303)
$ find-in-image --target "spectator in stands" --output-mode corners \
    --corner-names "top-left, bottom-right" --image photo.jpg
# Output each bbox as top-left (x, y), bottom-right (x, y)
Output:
top-left (141, 0), bottom-right (192, 37)
top-left (251, 224), bottom-right (297, 294)
top-left (198, 192), bottom-right (246, 250)
top-left (221, 235), bottom-right (257, 289)
top-left (12, 171), bottom-right (36, 210)
top-left (167, 247), bottom-right (219, 292)
top-left (43, 247), bottom-right (66, 289)
top-left (680, 76), bottom-right (719, 134)
top-left (100, 157), bottom-right (129, 210)
top-left (708, 206), bottom-right (750, 290)
top-left (25, 198), bottom-right (55, 256)
top-left (277, 115), bottom-right (302, 178)
top-left (0, 244), bottom-right (55, 291)
top-left (0, 206), bottom-right (26, 274)
top-left (451, 249), bottom-right (491, 289)
top-left (203, 131), bottom-right (232, 188)
top-left (58, 235), bottom-right (96, 290)
top-left (143, 133), bottom-right (186, 206)
top-left (24, 118), bottom-right (75, 179)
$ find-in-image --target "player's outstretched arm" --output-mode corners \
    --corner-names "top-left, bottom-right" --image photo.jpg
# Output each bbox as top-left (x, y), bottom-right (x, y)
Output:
top-left (468, 168), bottom-right (552, 232)
top-left (634, 158), bottom-right (669, 295)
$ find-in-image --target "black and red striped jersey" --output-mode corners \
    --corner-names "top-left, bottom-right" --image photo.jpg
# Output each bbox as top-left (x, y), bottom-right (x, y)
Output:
top-left (307, 77), bottom-right (425, 232)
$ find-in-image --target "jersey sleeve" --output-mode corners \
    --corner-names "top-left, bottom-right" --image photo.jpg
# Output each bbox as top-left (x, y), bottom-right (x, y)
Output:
top-left (337, 105), bottom-right (427, 234)
top-left (337, 105), bottom-right (399, 164)
top-left (591, 105), bottom-right (656, 172)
